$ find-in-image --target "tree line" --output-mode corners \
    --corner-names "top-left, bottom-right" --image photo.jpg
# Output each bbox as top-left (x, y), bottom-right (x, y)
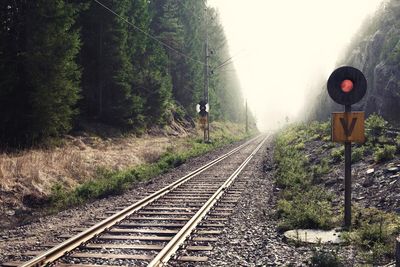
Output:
top-left (0, 0), bottom-right (250, 147)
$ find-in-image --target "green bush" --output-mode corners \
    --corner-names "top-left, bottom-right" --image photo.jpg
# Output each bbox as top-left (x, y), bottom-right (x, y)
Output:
top-left (310, 158), bottom-right (330, 183)
top-left (274, 123), bottom-right (336, 231)
top-left (373, 145), bottom-right (396, 162)
top-left (274, 129), bottom-right (310, 189)
top-left (311, 248), bottom-right (344, 267)
top-left (277, 186), bottom-right (334, 230)
top-left (344, 208), bottom-right (400, 264)
top-left (365, 114), bottom-right (388, 139)
top-left (352, 147), bottom-right (365, 163)
top-left (396, 134), bottom-right (400, 148)
top-left (49, 183), bottom-right (69, 209)
top-left (330, 147), bottom-right (344, 163)
top-left (294, 142), bottom-right (305, 150)
top-left (358, 222), bottom-right (390, 247)
top-left (307, 121), bottom-right (330, 138)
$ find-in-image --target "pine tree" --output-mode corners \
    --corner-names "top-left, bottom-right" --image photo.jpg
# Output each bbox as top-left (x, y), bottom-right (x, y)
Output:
top-left (0, 0), bottom-right (253, 148)
top-left (129, 0), bottom-right (172, 125)
top-left (175, 0), bottom-right (206, 115)
top-left (139, 41), bottom-right (172, 124)
top-left (0, 1), bottom-right (26, 146)
top-left (79, 0), bottom-right (139, 128)
top-left (150, 0), bottom-right (189, 110)
top-left (27, 0), bottom-right (82, 140)
top-left (0, 0), bottom-right (82, 146)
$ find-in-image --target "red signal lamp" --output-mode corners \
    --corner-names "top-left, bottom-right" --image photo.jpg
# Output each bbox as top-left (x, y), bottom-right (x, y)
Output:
top-left (340, 79), bottom-right (353, 93)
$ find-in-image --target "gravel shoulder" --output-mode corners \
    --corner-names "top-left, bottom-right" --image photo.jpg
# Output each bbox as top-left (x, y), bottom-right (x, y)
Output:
top-left (203, 140), bottom-right (312, 266)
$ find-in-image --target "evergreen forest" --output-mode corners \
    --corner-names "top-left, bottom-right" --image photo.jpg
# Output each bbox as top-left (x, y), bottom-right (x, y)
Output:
top-left (0, 0), bottom-right (250, 147)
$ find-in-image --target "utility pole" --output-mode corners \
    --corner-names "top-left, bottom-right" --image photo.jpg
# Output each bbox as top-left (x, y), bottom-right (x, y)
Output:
top-left (245, 99), bottom-right (248, 134)
top-left (203, 8), bottom-right (210, 142)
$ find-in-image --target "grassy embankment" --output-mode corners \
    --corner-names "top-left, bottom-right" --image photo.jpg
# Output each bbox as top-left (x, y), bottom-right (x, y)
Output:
top-left (274, 114), bottom-right (400, 264)
top-left (49, 121), bottom-right (255, 210)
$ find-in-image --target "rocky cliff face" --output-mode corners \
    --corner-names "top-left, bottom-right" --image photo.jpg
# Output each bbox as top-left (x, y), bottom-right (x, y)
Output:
top-left (309, 0), bottom-right (400, 124)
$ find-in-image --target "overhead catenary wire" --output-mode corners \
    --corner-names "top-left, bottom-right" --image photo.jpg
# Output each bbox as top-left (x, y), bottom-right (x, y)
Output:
top-left (211, 49), bottom-right (246, 72)
top-left (213, 55), bottom-right (235, 71)
top-left (93, 0), bottom-right (205, 66)
top-left (213, 59), bottom-right (235, 72)
top-left (214, 68), bottom-right (237, 74)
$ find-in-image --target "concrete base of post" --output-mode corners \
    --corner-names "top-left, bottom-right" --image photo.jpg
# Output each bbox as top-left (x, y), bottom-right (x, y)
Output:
top-left (396, 236), bottom-right (400, 267)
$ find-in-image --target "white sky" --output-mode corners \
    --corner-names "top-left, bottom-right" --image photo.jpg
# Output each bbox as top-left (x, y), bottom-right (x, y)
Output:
top-left (207, 0), bottom-right (384, 131)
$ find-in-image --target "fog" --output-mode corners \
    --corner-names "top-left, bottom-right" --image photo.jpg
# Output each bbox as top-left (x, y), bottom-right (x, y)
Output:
top-left (208, 0), bottom-right (384, 131)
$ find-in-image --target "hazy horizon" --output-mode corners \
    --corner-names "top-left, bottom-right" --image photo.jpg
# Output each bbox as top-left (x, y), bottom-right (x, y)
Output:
top-left (208, 0), bottom-right (384, 131)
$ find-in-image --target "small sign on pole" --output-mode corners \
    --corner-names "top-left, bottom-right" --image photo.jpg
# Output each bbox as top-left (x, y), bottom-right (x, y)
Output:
top-left (199, 116), bottom-right (208, 130)
top-left (327, 66), bottom-right (367, 229)
top-left (197, 100), bottom-right (210, 142)
top-left (332, 112), bottom-right (365, 143)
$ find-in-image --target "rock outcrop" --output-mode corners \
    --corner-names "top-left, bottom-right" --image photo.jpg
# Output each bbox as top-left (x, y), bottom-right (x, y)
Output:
top-left (308, 0), bottom-right (400, 124)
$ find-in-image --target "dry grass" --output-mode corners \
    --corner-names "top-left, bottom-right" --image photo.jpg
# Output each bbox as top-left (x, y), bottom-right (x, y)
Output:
top-left (0, 134), bottom-right (172, 208)
top-left (0, 120), bottom-right (249, 212)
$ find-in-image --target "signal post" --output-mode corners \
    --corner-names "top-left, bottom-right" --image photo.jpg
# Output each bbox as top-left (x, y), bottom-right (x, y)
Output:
top-left (327, 66), bottom-right (367, 229)
top-left (197, 100), bottom-right (209, 142)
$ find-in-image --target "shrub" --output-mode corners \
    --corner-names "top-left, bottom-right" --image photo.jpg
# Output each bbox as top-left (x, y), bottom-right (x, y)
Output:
top-left (396, 134), bottom-right (400, 148)
top-left (344, 208), bottom-right (400, 264)
top-left (275, 155), bottom-right (310, 188)
top-left (311, 248), bottom-right (344, 267)
top-left (352, 147), bottom-right (365, 163)
top-left (373, 145), bottom-right (396, 162)
top-left (274, 123), bottom-right (336, 231)
top-left (310, 158), bottom-right (330, 183)
top-left (274, 129), bottom-right (310, 189)
top-left (294, 142), bottom-right (305, 150)
top-left (49, 183), bottom-right (69, 209)
top-left (330, 147), bottom-right (344, 163)
top-left (307, 121), bottom-right (330, 138)
top-left (365, 114), bottom-right (388, 140)
top-left (277, 186), bottom-right (334, 230)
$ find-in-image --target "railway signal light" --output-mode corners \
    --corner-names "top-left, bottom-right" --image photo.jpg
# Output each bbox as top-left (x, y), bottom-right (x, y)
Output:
top-left (327, 66), bottom-right (367, 105)
top-left (340, 79), bottom-right (354, 93)
top-left (196, 100), bottom-right (209, 117)
top-left (327, 66), bottom-right (367, 230)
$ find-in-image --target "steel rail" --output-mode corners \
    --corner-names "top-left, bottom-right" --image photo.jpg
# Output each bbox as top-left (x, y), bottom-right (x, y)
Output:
top-left (20, 135), bottom-right (262, 267)
top-left (148, 135), bottom-right (270, 267)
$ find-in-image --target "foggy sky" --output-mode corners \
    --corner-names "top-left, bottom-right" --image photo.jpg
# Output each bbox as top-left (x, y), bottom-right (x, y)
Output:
top-left (208, 0), bottom-right (384, 131)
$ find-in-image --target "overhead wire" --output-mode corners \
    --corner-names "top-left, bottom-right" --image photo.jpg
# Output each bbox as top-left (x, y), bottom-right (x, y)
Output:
top-left (213, 56), bottom-right (233, 70)
top-left (94, 0), bottom-right (245, 78)
top-left (215, 68), bottom-right (236, 73)
top-left (213, 57), bottom-right (235, 71)
top-left (93, 0), bottom-right (205, 66)
top-left (212, 49), bottom-right (245, 73)
top-left (174, 1), bottom-right (244, 77)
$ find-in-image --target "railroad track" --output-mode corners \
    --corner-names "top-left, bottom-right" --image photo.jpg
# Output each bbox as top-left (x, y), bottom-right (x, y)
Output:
top-left (3, 135), bottom-right (269, 267)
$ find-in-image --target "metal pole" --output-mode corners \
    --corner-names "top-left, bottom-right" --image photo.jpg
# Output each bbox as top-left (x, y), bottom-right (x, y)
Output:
top-left (245, 99), bottom-right (248, 134)
top-left (204, 9), bottom-right (210, 142)
top-left (344, 104), bottom-right (352, 229)
top-left (396, 236), bottom-right (400, 267)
